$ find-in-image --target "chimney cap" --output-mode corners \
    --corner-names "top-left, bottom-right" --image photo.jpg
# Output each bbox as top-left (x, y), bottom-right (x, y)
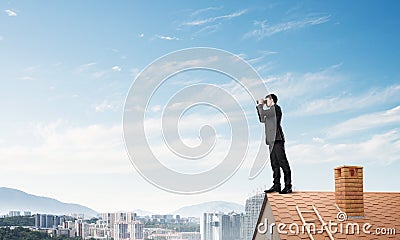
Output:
top-left (334, 165), bottom-right (363, 170)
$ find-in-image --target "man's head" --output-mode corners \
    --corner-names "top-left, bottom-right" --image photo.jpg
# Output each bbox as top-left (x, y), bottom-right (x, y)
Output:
top-left (265, 94), bottom-right (278, 107)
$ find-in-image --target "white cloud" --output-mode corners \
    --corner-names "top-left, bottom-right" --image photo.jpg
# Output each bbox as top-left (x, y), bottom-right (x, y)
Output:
top-left (141, 109), bottom-right (262, 174)
top-left (155, 35), bottom-right (180, 41)
top-left (112, 65), bottom-right (122, 72)
top-left (244, 15), bottom-right (330, 39)
top-left (170, 78), bottom-right (203, 86)
top-left (77, 62), bottom-right (117, 78)
top-left (254, 65), bottom-right (399, 116)
top-left (0, 36), bottom-right (4, 41)
top-left (312, 137), bottom-right (325, 143)
top-left (194, 23), bottom-right (221, 36)
top-left (244, 50), bottom-right (278, 65)
top-left (327, 105), bottom-right (400, 138)
top-left (95, 100), bottom-right (118, 112)
top-left (183, 9), bottom-right (247, 26)
top-left (92, 70), bottom-right (107, 78)
top-left (77, 62), bottom-right (97, 72)
top-left (0, 122), bottom-right (128, 174)
top-left (264, 64), bottom-right (344, 102)
top-left (24, 65), bottom-right (40, 72)
top-left (288, 129), bottom-right (400, 165)
top-left (298, 84), bottom-right (400, 115)
top-left (18, 76), bottom-right (35, 81)
top-left (130, 68), bottom-right (140, 78)
top-left (135, 56), bottom-right (220, 85)
top-left (4, 9), bottom-right (17, 17)
top-left (190, 6), bottom-right (223, 17)
top-left (82, 62), bottom-right (97, 67)
top-left (151, 105), bottom-right (161, 112)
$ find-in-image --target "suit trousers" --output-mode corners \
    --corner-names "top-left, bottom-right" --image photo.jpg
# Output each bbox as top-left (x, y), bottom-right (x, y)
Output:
top-left (269, 141), bottom-right (292, 189)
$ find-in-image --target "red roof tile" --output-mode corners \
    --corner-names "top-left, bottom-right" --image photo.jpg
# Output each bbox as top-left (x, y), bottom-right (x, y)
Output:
top-left (253, 192), bottom-right (400, 240)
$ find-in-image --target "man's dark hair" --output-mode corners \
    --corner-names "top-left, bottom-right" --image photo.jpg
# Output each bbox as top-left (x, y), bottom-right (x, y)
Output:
top-left (266, 93), bottom-right (278, 103)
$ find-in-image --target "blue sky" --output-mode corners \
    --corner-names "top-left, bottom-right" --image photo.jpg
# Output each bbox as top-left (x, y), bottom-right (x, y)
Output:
top-left (0, 1), bottom-right (399, 214)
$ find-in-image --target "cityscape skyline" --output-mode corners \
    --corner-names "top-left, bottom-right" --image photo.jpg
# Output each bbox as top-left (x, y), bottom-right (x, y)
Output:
top-left (1, 0), bottom-right (399, 214)
top-left (0, 193), bottom-right (265, 240)
top-left (1, 192), bottom-right (267, 240)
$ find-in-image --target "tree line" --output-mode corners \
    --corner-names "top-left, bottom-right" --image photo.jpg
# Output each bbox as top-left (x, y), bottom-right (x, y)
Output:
top-left (0, 227), bottom-right (86, 240)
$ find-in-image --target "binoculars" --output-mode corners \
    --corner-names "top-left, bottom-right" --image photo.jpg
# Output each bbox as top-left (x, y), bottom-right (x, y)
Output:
top-left (257, 99), bottom-right (267, 105)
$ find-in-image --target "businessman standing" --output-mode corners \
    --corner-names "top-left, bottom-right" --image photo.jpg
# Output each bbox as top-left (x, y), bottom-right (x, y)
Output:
top-left (256, 94), bottom-right (292, 194)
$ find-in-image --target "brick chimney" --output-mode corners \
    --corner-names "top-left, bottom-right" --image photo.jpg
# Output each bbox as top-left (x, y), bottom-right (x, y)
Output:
top-left (334, 166), bottom-right (364, 217)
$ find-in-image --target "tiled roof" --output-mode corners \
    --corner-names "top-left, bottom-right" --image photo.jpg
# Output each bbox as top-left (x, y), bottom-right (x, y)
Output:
top-left (257, 191), bottom-right (400, 239)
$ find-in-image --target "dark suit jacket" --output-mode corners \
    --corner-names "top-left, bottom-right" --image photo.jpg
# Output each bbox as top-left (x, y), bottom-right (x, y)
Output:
top-left (256, 104), bottom-right (285, 145)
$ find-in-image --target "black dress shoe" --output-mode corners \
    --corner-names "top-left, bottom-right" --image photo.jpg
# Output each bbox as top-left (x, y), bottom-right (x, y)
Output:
top-left (264, 185), bottom-right (281, 193)
top-left (279, 188), bottom-right (292, 194)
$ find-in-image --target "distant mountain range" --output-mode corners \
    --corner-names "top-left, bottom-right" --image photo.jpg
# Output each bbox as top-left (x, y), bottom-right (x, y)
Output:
top-left (0, 187), bottom-right (244, 219)
top-left (172, 201), bottom-right (244, 217)
top-left (0, 187), bottom-right (98, 218)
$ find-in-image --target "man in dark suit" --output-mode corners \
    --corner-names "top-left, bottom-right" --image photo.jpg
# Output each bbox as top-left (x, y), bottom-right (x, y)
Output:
top-left (256, 94), bottom-right (292, 194)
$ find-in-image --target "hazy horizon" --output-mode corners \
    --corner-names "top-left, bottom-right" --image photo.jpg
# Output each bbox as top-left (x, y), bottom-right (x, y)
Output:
top-left (1, 1), bottom-right (399, 213)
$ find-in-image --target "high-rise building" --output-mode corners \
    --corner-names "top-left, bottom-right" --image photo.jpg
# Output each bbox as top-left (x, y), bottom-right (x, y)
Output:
top-left (115, 223), bottom-right (129, 239)
top-left (231, 212), bottom-right (245, 240)
top-left (244, 193), bottom-right (264, 240)
top-left (102, 211), bottom-right (138, 238)
top-left (46, 215), bottom-right (55, 228)
top-left (201, 212), bottom-right (244, 240)
top-left (75, 219), bottom-right (84, 237)
top-left (127, 212), bottom-right (137, 223)
top-left (101, 212), bottom-right (115, 229)
top-left (201, 212), bottom-right (217, 240)
top-left (8, 211), bottom-right (21, 217)
top-left (114, 221), bottom-right (144, 240)
top-left (35, 214), bottom-right (59, 229)
top-left (128, 221), bottom-right (144, 240)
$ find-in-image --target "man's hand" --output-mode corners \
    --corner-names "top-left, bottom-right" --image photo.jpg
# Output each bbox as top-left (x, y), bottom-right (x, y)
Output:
top-left (258, 98), bottom-right (264, 105)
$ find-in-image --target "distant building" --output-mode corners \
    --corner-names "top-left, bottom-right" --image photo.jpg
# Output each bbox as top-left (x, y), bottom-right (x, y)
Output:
top-left (63, 220), bottom-right (76, 238)
top-left (101, 211), bottom-right (138, 237)
top-left (146, 231), bottom-right (201, 240)
top-left (201, 212), bottom-right (217, 240)
top-left (75, 219), bottom-right (84, 237)
top-left (23, 211), bottom-right (31, 216)
top-left (101, 212), bottom-right (115, 229)
top-left (201, 212), bottom-right (244, 240)
top-left (35, 214), bottom-right (72, 229)
top-left (151, 214), bottom-right (174, 223)
top-left (114, 221), bottom-right (144, 240)
top-left (52, 228), bottom-right (71, 238)
top-left (180, 232), bottom-right (201, 240)
top-left (244, 193), bottom-right (264, 240)
top-left (144, 228), bottom-right (200, 240)
top-left (115, 223), bottom-right (129, 239)
top-left (35, 214), bottom-right (53, 229)
top-left (70, 213), bottom-right (84, 219)
top-left (187, 217), bottom-right (200, 224)
top-left (8, 211), bottom-right (21, 217)
top-left (87, 219), bottom-right (111, 239)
